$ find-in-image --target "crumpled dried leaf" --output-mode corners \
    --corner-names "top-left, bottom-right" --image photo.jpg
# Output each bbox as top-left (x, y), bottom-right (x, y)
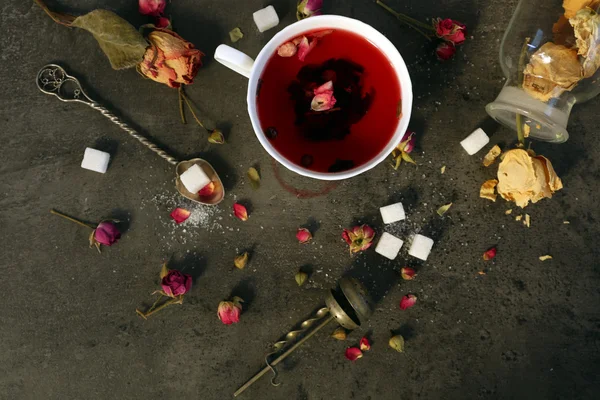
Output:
top-left (437, 203), bottom-right (453, 216)
top-left (554, 15), bottom-right (577, 46)
top-left (539, 255), bottom-right (553, 261)
top-left (480, 179), bottom-right (499, 202)
top-left (229, 27), bottom-right (244, 43)
top-left (234, 252), bottom-right (249, 269)
top-left (72, 10), bottom-right (148, 70)
top-left (247, 167), bottom-right (260, 190)
top-left (523, 43), bottom-right (582, 102)
top-left (569, 8), bottom-right (600, 77)
top-left (515, 215), bottom-right (523, 221)
top-left (331, 327), bottom-right (347, 340)
top-left (483, 145), bottom-right (501, 167)
top-left (563, 0), bottom-right (600, 19)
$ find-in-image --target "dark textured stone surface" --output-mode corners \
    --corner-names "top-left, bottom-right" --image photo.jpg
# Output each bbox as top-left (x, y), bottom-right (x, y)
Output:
top-left (1, 1), bottom-right (599, 399)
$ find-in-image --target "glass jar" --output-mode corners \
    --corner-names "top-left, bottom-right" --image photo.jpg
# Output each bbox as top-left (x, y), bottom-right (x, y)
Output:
top-left (486, 0), bottom-right (600, 143)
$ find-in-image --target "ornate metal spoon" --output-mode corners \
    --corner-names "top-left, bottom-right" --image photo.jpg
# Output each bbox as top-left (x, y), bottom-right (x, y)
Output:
top-left (234, 277), bottom-right (373, 397)
top-left (36, 64), bottom-right (224, 206)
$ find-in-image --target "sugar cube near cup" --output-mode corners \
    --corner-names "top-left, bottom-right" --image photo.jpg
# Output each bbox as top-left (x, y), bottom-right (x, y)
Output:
top-left (380, 202), bottom-right (406, 224)
top-left (375, 232), bottom-right (404, 260)
top-left (253, 6), bottom-right (279, 32)
top-left (408, 234), bottom-right (434, 261)
top-left (81, 147), bottom-right (110, 174)
top-left (179, 164), bottom-right (211, 194)
top-left (460, 128), bottom-right (490, 155)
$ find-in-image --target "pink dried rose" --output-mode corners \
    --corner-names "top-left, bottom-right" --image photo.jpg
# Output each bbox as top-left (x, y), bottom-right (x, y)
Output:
top-left (155, 16), bottom-right (170, 28)
top-left (138, 29), bottom-right (204, 88)
top-left (218, 297), bottom-right (244, 325)
top-left (436, 42), bottom-right (456, 60)
top-left (170, 207), bottom-right (191, 224)
top-left (434, 18), bottom-right (466, 45)
top-left (400, 294), bottom-right (417, 310)
top-left (93, 221), bottom-right (121, 247)
top-left (345, 347), bottom-right (363, 361)
top-left (311, 81), bottom-right (337, 111)
top-left (297, 0), bottom-right (323, 20)
top-left (296, 228), bottom-right (313, 244)
top-left (359, 337), bottom-right (371, 351)
top-left (139, 0), bottom-right (166, 17)
top-left (161, 269), bottom-right (192, 298)
top-left (233, 203), bottom-right (248, 221)
top-left (342, 225), bottom-right (376, 254)
top-left (401, 267), bottom-right (416, 280)
top-left (483, 247), bottom-right (497, 261)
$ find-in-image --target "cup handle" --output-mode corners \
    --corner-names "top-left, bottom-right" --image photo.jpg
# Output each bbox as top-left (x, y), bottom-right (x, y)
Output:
top-left (214, 45), bottom-right (254, 79)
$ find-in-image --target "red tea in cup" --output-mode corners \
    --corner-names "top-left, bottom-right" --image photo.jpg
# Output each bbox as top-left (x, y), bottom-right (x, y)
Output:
top-left (257, 28), bottom-right (402, 173)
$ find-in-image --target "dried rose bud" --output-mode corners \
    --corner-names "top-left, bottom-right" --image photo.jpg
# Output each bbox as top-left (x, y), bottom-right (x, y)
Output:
top-left (208, 129), bottom-right (225, 144)
top-left (342, 225), bottom-right (376, 254)
top-left (398, 130), bottom-right (416, 154)
top-left (198, 182), bottom-right (215, 197)
top-left (359, 337), bottom-right (371, 351)
top-left (311, 80), bottom-right (337, 111)
top-left (170, 207), bottom-right (191, 224)
top-left (217, 296), bottom-right (243, 325)
top-left (483, 247), bottom-right (497, 261)
top-left (233, 203), bottom-right (248, 221)
top-left (297, 36), bottom-right (317, 61)
top-left (401, 267), bottom-right (416, 280)
top-left (161, 269), bottom-right (192, 297)
top-left (434, 18), bottom-right (467, 45)
top-left (297, 0), bottom-right (323, 20)
top-left (295, 271), bottom-right (308, 286)
top-left (89, 220), bottom-right (121, 252)
top-left (345, 347), bottom-right (363, 361)
top-left (436, 42), bottom-right (456, 61)
top-left (331, 327), bottom-right (347, 340)
top-left (400, 294), bottom-right (417, 310)
top-left (155, 16), bottom-right (170, 28)
top-left (277, 42), bottom-right (298, 57)
top-left (389, 335), bottom-right (405, 353)
top-left (296, 228), bottom-right (312, 244)
top-left (234, 252), bottom-right (249, 269)
top-left (139, 0), bottom-right (166, 17)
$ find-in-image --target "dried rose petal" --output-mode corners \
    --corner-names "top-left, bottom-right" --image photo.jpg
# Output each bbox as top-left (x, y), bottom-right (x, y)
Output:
top-left (344, 347), bottom-right (363, 361)
top-left (234, 252), bottom-right (249, 269)
top-left (401, 267), bottom-right (416, 280)
top-left (198, 182), bottom-right (215, 197)
top-left (331, 327), bottom-right (347, 340)
top-left (297, 36), bottom-right (318, 61)
top-left (296, 228), bottom-right (312, 244)
top-left (295, 271), bottom-right (308, 286)
top-left (399, 294), bottom-right (417, 310)
top-left (389, 335), bottom-right (405, 353)
top-left (539, 255), bottom-right (553, 261)
top-left (359, 337), bottom-right (371, 351)
top-left (483, 145), bottom-right (502, 167)
top-left (480, 179), bottom-right (499, 202)
top-left (437, 203), bottom-right (453, 216)
top-left (170, 207), bottom-right (191, 224)
top-left (483, 247), bottom-right (497, 261)
top-left (155, 17), bottom-right (170, 28)
top-left (233, 203), bottom-right (248, 221)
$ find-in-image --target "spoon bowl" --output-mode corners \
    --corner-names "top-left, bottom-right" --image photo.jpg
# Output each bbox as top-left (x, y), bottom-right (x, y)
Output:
top-left (176, 158), bottom-right (225, 206)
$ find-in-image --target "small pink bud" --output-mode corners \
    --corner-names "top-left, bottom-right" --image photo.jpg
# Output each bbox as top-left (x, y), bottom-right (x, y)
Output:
top-left (296, 228), bottom-right (313, 244)
top-left (359, 337), bottom-right (371, 351)
top-left (483, 247), bottom-right (497, 261)
top-left (233, 203), bottom-right (248, 221)
top-left (434, 18), bottom-right (467, 45)
top-left (345, 347), bottom-right (363, 361)
top-left (297, 0), bottom-right (323, 20)
top-left (139, 0), bottom-right (166, 17)
top-left (217, 297), bottom-right (243, 325)
top-left (400, 294), bottom-right (417, 310)
top-left (401, 267), bottom-right (416, 280)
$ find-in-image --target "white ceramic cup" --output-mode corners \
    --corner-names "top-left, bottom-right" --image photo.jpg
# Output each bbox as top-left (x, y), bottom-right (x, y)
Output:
top-left (214, 15), bottom-right (412, 180)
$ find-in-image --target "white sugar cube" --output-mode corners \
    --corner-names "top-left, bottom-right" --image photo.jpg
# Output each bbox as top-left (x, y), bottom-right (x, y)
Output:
top-left (253, 6), bottom-right (279, 32)
top-left (408, 234), bottom-right (434, 261)
top-left (375, 232), bottom-right (404, 260)
top-left (179, 164), bottom-right (211, 194)
top-left (460, 128), bottom-right (490, 155)
top-left (380, 202), bottom-right (406, 224)
top-left (81, 147), bottom-right (110, 174)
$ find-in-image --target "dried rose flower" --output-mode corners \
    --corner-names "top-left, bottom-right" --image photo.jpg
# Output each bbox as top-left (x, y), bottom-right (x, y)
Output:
top-left (569, 8), bottom-right (600, 77)
top-left (389, 335), bottom-right (405, 352)
top-left (198, 182), bottom-right (215, 197)
top-left (218, 297), bottom-right (244, 325)
top-left (400, 294), bottom-right (417, 310)
top-left (161, 269), bottom-right (192, 297)
top-left (170, 207), bottom-right (191, 224)
top-left (92, 221), bottom-right (121, 247)
top-left (342, 225), bottom-right (376, 254)
top-left (434, 18), bottom-right (467, 45)
top-left (331, 327), bottom-right (347, 340)
top-left (401, 267), bottom-right (416, 280)
top-left (359, 337), bottom-right (371, 351)
top-left (139, 0), bottom-right (166, 17)
top-left (296, 228), bottom-right (313, 244)
top-left (233, 203), bottom-right (249, 221)
top-left (311, 81), bottom-right (337, 111)
top-left (496, 149), bottom-right (563, 208)
top-left (436, 42), bottom-right (456, 60)
top-left (297, 0), bottom-right (322, 20)
top-left (345, 347), bottom-right (363, 361)
top-left (234, 252), bottom-right (249, 269)
top-left (138, 29), bottom-right (204, 88)
top-left (483, 247), bottom-right (497, 261)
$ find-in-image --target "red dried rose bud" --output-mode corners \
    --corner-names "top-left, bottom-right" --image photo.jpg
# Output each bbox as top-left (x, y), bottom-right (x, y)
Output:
top-left (345, 347), bottom-right (363, 361)
top-left (170, 207), bottom-right (191, 224)
top-left (399, 130), bottom-right (416, 154)
top-left (436, 42), bottom-right (456, 61)
top-left (217, 297), bottom-right (243, 325)
top-left (401, 267), bottom-right (416, 280)
top-left (434, 18), bottom-right (467, 45)
top-left (296, 228), bottom-right (313, 244)
top-left (359, 337), bottom-right (371, 351)
top-left (161, 269), bottom-right (192, 297)
top-left (311, 80), bottom-right (336, 111)
top-left (400, 294), bottom-right (417, 310)
top-left (139, 0), bottom-right (166, 17)
top-left (483, 247), bottom-right (497, 261)
top-left (297, 0), bottom-right (323, 20)
top-left (233, 203), bottom-right (248, 221)
top-left (93, 221), bottom-right (121, 246)
top-left (155, 16), bottom-right (170, 28)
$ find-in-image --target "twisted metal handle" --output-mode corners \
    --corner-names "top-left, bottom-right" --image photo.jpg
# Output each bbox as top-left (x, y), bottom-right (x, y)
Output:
top-left (36, 64), bottom-right (178, 165)
top-left (272, 307), bottom-right (330, 351)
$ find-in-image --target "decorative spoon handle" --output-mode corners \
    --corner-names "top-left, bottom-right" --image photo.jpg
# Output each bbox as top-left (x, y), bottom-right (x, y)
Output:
top-left (36, 64), bottom-right (178, 165)
top-left (272, 307), bottom-right (330, 351)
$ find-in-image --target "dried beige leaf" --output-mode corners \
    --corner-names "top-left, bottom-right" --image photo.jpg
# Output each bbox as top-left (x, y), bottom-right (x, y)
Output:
top-left (515, 215), bottom-right (523, 221)
top-left (539, 255), bottom-right (553, 261)
top-left (437, 203), bottom-right (453, 216)
top-left (480, 179), bottom-right (498, 202)
top-left (505, 209), bottom-right (513, 215)
top-left (569, 8), bottom-right (600, 77)
top-left (234, 252), bottom-right (249, 269)
top-left (441, 165), bottom-right (446, 174)
top-left (523, 43), bottom-right (582, 102)
top-left (331, 327), bottom-right (347, 340)
top-left (483, 145), bottom-right (502, 167)
top-left (247, 167), bottom-right (260, 190)
top-left (229, 27), bottom-right (244, 43)
top-left (524, 214), bottom-right (531, 227)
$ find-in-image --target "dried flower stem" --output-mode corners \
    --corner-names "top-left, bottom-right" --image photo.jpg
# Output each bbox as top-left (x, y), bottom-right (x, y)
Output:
top-left (178, 87), bottom-right (187, 124)
top-left (516, 37), bottom-right (531, 147)
top-left (376, 0), bottom-right (433, 40)
top-left (50, 209), bottom-right (95, 229)
top-left (180, 89), bottom-right (206, 130)
top-left (34, 0), bottom-right (76, 26)
top-left (136, 295), bottom-right (183, 319)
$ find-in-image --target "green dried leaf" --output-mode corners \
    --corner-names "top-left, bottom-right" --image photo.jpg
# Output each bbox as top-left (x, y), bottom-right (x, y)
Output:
top-left (208, 129), bottom-right (225, 144)
top-left (247, 167), bottom-right (260, 190)
top-left (437, 203), bottom-right (453, 216)
top-left (72, 10), bottom-right (148, 70)
top-left (401, 152), bottom-right (416, 164)
top-left (229, 27), bottom-right (244, 43)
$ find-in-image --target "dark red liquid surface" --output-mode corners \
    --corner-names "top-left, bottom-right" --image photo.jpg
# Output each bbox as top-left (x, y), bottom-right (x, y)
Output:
top-left (257, 29), bottom-right (402, 173)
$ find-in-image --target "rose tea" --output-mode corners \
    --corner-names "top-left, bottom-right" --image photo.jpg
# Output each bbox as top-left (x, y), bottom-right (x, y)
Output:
top-left (257, 29), bottom-right (402, 173)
